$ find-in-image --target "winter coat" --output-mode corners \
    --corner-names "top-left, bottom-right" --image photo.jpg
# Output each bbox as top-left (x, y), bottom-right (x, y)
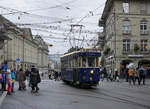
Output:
top-left (30, 68), bottom-right (38, 85)
top-left (11, 71), bottom-right (15, 79)
top-left (18, 71), bottom-right (26, 82)
top-left (128, 68), bottom-right (134, 76)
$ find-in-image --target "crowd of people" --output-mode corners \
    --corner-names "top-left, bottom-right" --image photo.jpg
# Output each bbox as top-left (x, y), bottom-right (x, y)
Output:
top-left (0, 61), bottom-right (41, 95)
top-left (48, 70), bottom-right (61, 81)
top-left (100, 65), bottom-right (148, 85)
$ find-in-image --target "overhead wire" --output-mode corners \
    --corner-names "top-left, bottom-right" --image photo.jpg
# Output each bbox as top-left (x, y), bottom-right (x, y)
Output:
top-left (0, 1), bottom-right (105, 51)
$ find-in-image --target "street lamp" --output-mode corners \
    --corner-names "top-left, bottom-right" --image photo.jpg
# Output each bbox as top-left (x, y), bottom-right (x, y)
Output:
top-left (48, 43), bottom-right (53, 77)
top-left (23, 33), bottom-right (27, 70)
top-left (49, 44), bottom-right (53, 47)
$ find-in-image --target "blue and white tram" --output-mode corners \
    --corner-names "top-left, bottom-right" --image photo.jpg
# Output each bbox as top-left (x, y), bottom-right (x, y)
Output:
top-left (61, 49), bottom-right (101, 86)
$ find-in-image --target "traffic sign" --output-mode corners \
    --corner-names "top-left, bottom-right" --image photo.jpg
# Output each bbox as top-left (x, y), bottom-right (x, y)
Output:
top-left (16, 57), bottom-right (21, 63)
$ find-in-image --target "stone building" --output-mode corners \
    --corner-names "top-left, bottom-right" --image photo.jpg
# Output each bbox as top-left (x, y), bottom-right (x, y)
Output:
top-left (99, 0), bottom-right (150, 74)
top-left (0, 15), bottom-right (49, 71)
top-left (0, 22), bottom-right (11, 67)
top-left (34, 35), bottom-right (49, 73)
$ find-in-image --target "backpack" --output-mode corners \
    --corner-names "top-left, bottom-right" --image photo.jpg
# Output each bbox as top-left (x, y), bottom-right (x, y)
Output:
top-left (139, 70), bottom-right (144, 76)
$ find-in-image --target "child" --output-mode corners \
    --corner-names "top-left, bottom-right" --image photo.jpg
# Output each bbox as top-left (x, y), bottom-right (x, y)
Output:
top-left (7, 69), bottom-right (12, 95)
top-left (11, 70), bottom-right (15, 92)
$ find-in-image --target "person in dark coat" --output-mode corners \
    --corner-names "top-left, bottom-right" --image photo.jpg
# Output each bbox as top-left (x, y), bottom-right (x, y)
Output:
top-left (25, 69), bottom-right (30, 87)
top-left (125, 68), bottom-right (129, 82)
top-left (54, 71), bottom-right (58, 81)
top-left (30, 66), bottom-right (41, 93)
top-left (139, 66), bottom-right (147, 85)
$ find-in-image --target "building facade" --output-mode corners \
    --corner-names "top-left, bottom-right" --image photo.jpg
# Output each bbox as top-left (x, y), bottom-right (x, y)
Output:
top-left (0, 25), bottom-right (11, 67)
top-left (34, 35), bottom-right (49, 73)
top-left (99, 0), bottom-right (150, 74)
top-left (0, 15), bottom-right (49, 71)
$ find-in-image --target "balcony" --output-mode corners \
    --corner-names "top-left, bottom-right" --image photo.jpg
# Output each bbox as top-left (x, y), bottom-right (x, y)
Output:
top-left (140, 50), bottom-right (150, 54)
top-left (122, 50), bottom-right (132, 54)
top-left (140, 30), bottom-right (149, 35)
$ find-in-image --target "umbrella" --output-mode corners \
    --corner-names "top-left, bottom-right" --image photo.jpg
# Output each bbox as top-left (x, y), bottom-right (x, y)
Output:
top-left (127, 63), bottom-right (135, 68)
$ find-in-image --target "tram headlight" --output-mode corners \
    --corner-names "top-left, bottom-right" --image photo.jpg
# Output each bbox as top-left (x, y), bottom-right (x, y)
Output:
top-left (90, 77), bottom-right (93, 81)
top-left (90, 70), bottom-right (94, 74)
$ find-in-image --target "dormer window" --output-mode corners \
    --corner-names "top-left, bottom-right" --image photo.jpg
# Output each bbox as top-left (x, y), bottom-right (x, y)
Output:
top-left (123, 2), bottom-right (129, 13)
top-left (140, 2), bottom-right (147, 14)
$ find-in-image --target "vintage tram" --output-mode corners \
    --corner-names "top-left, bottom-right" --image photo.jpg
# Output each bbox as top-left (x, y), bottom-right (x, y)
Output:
top-left (60, 48), bottom-right (101, 86)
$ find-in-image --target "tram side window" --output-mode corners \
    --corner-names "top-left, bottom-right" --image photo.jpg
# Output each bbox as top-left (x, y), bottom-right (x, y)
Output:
top-left (82, 57), bottom-right (86, 67)
top-left (78, 56), bottom-right (81, 67)
top-left (75, 57), bottom-right (78, 67)
top-left (96, 57), bottom-right (99, 67)
top-left (88, 57), bottom-right (95, 67)
top-left (61, 60), bottom-right (64, 68)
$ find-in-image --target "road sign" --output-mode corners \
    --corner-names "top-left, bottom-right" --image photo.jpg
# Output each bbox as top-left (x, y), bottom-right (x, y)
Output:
top-left (16, 57), bottom-right (21, 63)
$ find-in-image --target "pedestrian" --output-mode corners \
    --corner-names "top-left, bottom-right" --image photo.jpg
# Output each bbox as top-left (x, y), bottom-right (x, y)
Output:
top-left (125, 67), bottom-right (129, 82)
top-left (30, 66), bottom-right (41, 93)
top-left (107, 69), bottom-right (113, 81)
top-left (128, 68), bottom-right (135, 85)
top-left (139, 66), bottom-right (147, 85)
top-left (48, 73), bottom-right (51, 80)
top-left (18, 68), bottom-right (26, 90)
top-left (25, 69), bottom-right (30, 87)
top-left (36, 68), bottom-right (41, 92)
top-left (54, 71), bottom-right (58, 81)
top-left (134, 68), bottom-right (140, 85)
top-left (1, 61), bottom-right (8, 91)
top-left (0, 69), bottom-right (3, 90)
top-left (7, 69), bottom-right (12, 95)
top-left (11, 69), bottom-right (15, 92)
top-left (114, 69), bottom-right (119, 82)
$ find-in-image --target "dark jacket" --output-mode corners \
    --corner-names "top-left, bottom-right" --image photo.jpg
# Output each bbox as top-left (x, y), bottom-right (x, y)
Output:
top-left (30, 68), bottom-right (41, 84)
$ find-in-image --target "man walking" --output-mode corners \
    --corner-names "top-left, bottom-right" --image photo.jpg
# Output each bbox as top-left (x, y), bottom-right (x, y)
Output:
top-left (139, 66), bottom-right (147, 85)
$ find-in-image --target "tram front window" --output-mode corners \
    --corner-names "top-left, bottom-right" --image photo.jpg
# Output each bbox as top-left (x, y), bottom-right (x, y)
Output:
top-left (82, 57), bottom-right (86, 67)
top-left (88, 57), bottom-right (95, 67)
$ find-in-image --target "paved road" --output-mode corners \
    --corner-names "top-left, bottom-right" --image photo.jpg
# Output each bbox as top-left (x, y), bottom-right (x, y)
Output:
top-left (2, 79), bottom-right (150, 109)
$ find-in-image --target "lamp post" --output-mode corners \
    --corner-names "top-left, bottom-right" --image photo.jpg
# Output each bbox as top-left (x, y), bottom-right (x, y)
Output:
top-left (48, 44), bottom-right (53, 77)
top-left (23, 33), bottom-right (27, 70)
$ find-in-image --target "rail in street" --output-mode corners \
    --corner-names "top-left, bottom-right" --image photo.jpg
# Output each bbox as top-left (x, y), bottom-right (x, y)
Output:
top-left (1, 79), bottom-right (150, 109)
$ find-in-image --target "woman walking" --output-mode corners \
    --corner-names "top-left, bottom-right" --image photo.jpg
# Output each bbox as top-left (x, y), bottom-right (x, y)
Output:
top-left (18, 68), bottom-right (26, 90)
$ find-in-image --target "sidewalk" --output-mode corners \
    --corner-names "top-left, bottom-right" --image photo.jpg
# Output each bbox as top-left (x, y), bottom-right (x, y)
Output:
top-left (0, 91), bottom-right (7, 107)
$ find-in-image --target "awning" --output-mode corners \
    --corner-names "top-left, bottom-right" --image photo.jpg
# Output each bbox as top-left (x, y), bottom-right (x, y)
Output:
top-left (0, 34), bottom-right (12, 40)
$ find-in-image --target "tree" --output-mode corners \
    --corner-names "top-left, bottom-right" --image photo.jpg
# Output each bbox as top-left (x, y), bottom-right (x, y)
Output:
top-left (100, 55), bottom-right (105, 67)
top-left (134, 44), bottom-right (140, 53)
top-left (103, 47), bottom-right (111, 55)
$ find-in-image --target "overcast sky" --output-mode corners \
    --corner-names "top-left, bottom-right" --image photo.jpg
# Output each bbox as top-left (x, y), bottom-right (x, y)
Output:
top-left (0, 0), bottom-right (106, 54)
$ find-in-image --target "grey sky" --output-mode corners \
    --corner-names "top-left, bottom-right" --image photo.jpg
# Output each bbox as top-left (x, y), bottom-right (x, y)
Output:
top-left (0, 0), bottom-right (106, 54)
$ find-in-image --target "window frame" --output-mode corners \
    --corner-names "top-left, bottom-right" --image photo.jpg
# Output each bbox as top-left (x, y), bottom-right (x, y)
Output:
top-left (140, 20), bottom-right (148, 33)
top-left (122, 20), bottom-right (131, 34)
top-left (123, 39), bottom-right (130, 52)
top-left (123, 2), bottom-right (129, 14)
top-left (141, 40), bottom-right (148, 51)
top-left (140, 2), bottom-right (147, 13)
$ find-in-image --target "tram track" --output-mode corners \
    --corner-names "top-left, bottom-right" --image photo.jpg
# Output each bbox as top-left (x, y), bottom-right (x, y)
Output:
top-left (87, 89), bottom-right (150, 109)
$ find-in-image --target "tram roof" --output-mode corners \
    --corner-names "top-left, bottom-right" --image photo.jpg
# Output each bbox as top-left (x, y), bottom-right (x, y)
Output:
top-left (60, 48), bottom-right (101, 58)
